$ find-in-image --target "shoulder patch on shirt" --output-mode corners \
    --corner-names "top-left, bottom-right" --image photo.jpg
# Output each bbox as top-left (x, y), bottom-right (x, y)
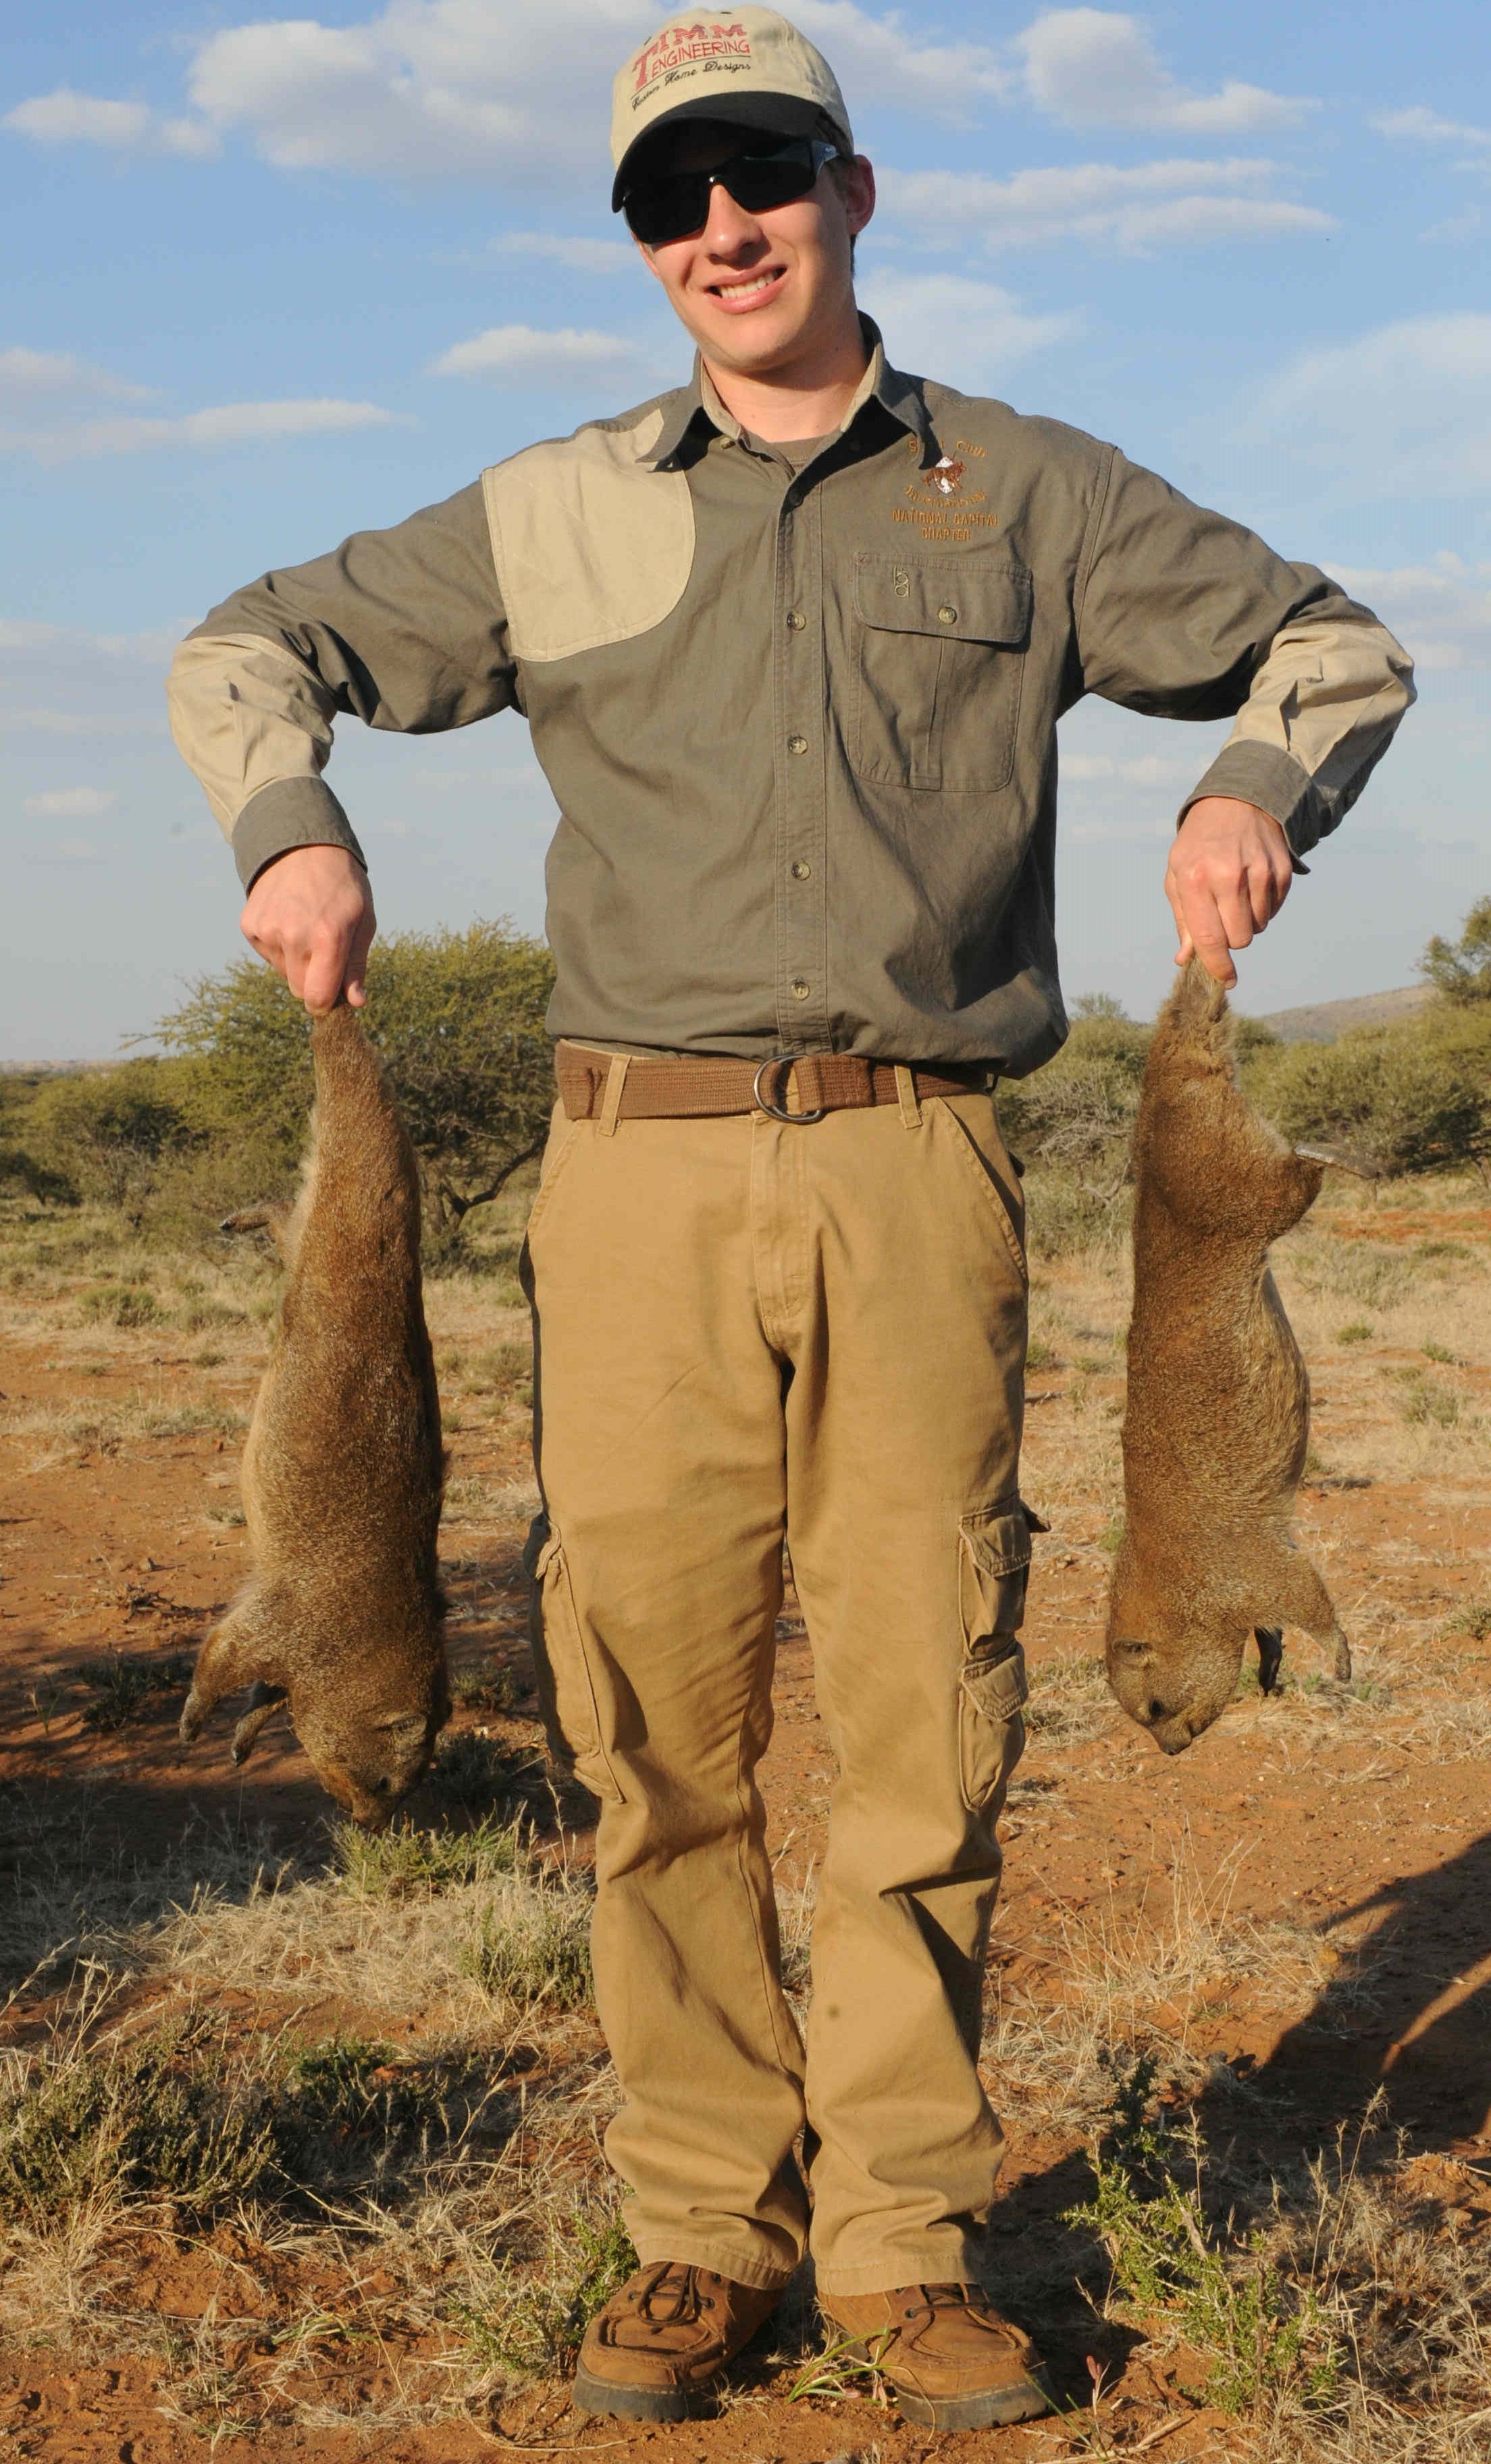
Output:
top-left (481, 409), bottom-right (695, 665)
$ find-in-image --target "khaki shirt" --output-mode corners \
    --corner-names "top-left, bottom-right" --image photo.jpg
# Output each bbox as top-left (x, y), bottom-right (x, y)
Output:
top-left (167, 323), bottom-right (1413, 1075)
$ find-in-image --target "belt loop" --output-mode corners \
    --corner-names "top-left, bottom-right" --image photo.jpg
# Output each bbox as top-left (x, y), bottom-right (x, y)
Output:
top-left (597, 1053), bottom-right (629, 1137)
top-left (895, 1064), bottom-right (923, 1130)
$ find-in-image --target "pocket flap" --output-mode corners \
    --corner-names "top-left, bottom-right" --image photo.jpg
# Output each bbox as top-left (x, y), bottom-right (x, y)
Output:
top-left (962, 1640), bottom-right (1028, 1722)
top-left (855, 554), bottom-right (1032, 645)
top-left (961, 1505), bottom-right (1032, 1580)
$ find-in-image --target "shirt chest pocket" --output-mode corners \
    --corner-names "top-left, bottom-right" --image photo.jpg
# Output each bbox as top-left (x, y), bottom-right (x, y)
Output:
top-left (851, 553), bottom-right (1031, 793)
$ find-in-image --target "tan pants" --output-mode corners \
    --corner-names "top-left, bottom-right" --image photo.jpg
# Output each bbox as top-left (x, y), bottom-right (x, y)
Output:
top-left (523, 1082), bottom-right (1032, 2295)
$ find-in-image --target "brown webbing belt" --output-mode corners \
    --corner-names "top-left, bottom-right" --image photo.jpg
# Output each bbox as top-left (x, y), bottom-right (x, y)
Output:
top-left (556, 1042), bottom-right (992, 1124)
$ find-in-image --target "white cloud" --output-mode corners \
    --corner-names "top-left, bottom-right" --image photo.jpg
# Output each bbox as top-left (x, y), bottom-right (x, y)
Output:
top-left (432, 324), bottom-right (662, 385)
top-left (0, 348), bottom-right (153, 402)
top-left (5, 1), bottom-right (1010, 188)
top-left (174, 0), bottom-right (1008, 185)
top-left (0, 397), bottom-right (405, 463)
top-left (1017, 9), bottom-right (1313, 134)
top-left (24, 786), bottom-right (117, 819)
top-left (1331, 555), bottom-right (1491, 673)
top-left (4, 88), bottom-right (216, 156)
top-left (858, 272), bottom-right (1075, 384)
top-left (878, 158), bottom-right (1334, 255)
top-left (492, 233), bottom-right (636, 274)
top-left (1242, 313), bottom-right (1491, 500)
top-left (1373, 106), bottom-right (1491, 151)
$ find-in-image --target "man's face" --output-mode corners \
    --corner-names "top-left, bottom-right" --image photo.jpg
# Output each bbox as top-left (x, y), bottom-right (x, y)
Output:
top-left (633, 123), bottom-right (875, 378)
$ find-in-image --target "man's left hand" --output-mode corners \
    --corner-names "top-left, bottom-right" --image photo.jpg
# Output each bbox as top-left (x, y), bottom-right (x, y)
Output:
top-left (1164, 797), bottom-right (1293, 989)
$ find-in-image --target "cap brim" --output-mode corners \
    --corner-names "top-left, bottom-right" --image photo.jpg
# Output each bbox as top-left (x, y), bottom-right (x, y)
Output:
top-left (612, 94), bottom-right (841, 213)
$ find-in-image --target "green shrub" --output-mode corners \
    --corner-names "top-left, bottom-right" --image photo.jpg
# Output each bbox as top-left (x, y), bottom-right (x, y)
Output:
top-left (1065, 2060), bottom-right (1342, 2416)
top-left (332, 1810), bottom-right (525, 1898)
top-left (464, 1892), bottom-right (594, 2012)
top-left (26, 1060), bottom-right (198, 1217)
top-left (1421, 894), bottom-right (1491, 1006)
top-left (153, 918), bottom-right (556, 1255)
top-left (464, 2201), bottom-right (637, 2376)
top-left (1248, 1015), bottom-right (1488, 1177)
top-left (79, 1281), bottom-right (162, 1329)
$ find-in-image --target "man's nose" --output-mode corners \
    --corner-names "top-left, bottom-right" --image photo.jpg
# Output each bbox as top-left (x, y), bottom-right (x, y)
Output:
top-left (702, 178), bottom-right (764, 254)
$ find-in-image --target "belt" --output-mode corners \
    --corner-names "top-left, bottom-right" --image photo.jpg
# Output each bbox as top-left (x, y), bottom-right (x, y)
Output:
top-left (556, 1043), bottom-right (993, 1124)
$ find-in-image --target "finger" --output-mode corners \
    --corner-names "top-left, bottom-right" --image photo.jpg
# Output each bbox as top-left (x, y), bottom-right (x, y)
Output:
top-left (300, 924), bottom-right (350, 1016)
top-left (344, 898), bottom-right (377, 1010)
top-left (1180, 887), bottom-right (1238, 987)
top-left (1163, 860), bottom-right (1190, 955)
top-left (1212, 882), bottom-right (1257, 951)
top-left (1246, 853), bottom-right (1287, 931)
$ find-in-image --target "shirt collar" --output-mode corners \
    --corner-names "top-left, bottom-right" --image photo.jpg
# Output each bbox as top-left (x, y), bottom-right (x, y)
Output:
top-left (646, 316), bottom-right (938, 469)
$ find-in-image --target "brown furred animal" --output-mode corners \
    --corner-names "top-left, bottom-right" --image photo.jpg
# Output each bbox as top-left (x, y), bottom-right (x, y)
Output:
top-left (180, 1003), bottom-right (449, 1820)
top-left (1105, 960), bottom-right (1351, 1754)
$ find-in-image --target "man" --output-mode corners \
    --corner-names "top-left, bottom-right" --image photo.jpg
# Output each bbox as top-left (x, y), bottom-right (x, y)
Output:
top-left (167, 5), bottom-right (1413, 2431)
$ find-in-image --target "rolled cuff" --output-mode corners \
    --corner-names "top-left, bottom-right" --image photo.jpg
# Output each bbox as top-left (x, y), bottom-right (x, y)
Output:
top-left (231, 775), bottom-right (367, 891)
top-left (1176, 742), bottom-right (1322, 861)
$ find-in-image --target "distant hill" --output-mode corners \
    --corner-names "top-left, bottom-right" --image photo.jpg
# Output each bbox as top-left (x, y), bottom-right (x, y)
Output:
top-left (1245, 985), bottom-right (1431, 1045)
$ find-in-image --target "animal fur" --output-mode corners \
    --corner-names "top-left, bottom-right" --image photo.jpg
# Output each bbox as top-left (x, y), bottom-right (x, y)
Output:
top-left (1105, 960), bottom-right (1351, 1754)
top-left (179, 1005), bottom-right (449, 1820)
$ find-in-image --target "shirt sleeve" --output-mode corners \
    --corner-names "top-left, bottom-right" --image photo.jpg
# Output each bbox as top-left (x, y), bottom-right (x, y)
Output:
top-left (165, 479), bottom-right (515, 889)
top-left (1073, 448), bottom-right (1415, 859)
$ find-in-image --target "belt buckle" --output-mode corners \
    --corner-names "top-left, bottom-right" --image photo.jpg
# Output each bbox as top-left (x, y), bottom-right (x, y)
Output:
top-left (752, 1057), bottom-right (826, 1124)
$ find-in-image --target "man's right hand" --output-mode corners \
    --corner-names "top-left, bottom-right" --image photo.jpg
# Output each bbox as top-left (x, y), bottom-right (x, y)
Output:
top-left (239, 843), bottom-right (377, 1013)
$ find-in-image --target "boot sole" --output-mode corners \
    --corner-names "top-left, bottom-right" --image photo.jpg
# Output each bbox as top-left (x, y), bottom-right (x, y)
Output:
top-left (572, 2363), bottom-right (721, 2423)
top-left (889, 2369), bottom-right (1055, 2430)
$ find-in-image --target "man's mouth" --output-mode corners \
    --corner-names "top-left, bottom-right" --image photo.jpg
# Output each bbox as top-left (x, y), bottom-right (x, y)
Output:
top-left (708, 266), bottom-right (786, 309)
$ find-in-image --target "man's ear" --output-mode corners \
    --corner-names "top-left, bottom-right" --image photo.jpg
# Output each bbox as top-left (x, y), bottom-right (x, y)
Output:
top-left (842, 155), bottom-right (875, 240)
top-left (635, 237), bottom-right (664, 284)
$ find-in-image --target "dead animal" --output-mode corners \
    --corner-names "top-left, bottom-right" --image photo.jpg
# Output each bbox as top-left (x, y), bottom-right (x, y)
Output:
top-left (1105, 958), bottom-right (1351, 1754)
top-left (180, 1003), bottom-right (449, 1820)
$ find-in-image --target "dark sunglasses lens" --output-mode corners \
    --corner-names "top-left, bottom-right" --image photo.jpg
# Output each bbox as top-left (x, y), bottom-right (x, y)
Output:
top-left (625, 172), bottom-right (711, 245)
top-left (624, 142), bottom-right (821, 244)
top-left (723, 153), bottom-right (818, 215)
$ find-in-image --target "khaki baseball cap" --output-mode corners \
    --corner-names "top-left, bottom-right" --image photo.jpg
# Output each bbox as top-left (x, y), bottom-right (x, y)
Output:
top-left (610, 7), bottom-right (854, 211)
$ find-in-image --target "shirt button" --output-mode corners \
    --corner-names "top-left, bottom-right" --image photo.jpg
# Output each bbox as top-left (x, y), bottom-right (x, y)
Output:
top-left (787, 732), bottom-right (808, 755)
top-left (786, 609), bottom-right (806, 631)
top-left (790, 859), bottom-right (811, 881)
top-left (790, 977), bottom-right (811, 1000)
top-left (937, 603), bottom-right (959, 625)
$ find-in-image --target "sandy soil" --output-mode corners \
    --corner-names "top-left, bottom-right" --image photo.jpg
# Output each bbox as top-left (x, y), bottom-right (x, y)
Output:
top-left (2, 1182), bottom-right (1490, 2459)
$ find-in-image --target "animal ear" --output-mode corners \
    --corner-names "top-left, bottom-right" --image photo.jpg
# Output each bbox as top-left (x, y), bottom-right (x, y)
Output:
top-left (373, 1710), bottom-right (429, 1746)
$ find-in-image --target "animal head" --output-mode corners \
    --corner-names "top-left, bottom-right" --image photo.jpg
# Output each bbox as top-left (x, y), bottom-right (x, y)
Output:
top-left (294, 1689), bottom-right (448, 1826)
top-left (1104, 1544), bottom-right (1246, 1754)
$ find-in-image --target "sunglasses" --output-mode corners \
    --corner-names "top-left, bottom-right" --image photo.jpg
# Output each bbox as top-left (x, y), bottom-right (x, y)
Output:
top-left (623, 136), bottom-right (840, 248)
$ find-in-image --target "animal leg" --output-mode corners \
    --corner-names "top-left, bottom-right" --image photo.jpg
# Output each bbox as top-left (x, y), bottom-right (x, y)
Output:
top-left (1273, 1548), bottom-right (1353, 1685)
top-left (221, 1202), bottom-right (295, 1262)
top-left (1255, 1626), bottom-right (1284, 1695)
top-left (231, 1681), bottom-right (288, 1766)
top-left (179, 1596), bottom-right (283, 1744)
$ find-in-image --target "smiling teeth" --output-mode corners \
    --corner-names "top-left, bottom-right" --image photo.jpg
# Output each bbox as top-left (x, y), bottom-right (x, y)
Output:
top-left (717, 272), bottom-right (777, 296)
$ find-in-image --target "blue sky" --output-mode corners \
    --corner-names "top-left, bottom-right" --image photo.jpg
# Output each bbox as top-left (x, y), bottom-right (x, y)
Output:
top-left (3, 0), bottom-right (1488, 1059)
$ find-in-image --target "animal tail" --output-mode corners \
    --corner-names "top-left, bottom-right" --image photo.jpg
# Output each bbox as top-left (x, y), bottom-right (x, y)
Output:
top-left (296, 1001), bottom-right (424, 1263)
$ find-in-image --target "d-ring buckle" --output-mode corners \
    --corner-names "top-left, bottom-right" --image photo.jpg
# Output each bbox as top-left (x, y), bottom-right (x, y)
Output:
top-left (752, 1057), bottom-right (826, 1124)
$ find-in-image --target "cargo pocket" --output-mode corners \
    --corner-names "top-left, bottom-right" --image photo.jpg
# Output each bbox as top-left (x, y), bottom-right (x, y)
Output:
top-left (957, 1500), bottom-right (1043, 1810)
top-left (523, 1514), bottom-right (625, 1805)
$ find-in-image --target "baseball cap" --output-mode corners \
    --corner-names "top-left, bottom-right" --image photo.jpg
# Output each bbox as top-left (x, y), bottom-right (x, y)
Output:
top-left (611, 7), bottom-right (854, 211)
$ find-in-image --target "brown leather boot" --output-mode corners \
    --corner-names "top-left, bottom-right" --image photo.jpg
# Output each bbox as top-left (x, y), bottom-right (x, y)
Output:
top-left (573, 2261), bottom-right (783, 2421)
top-left (820, 2282), bottom-right (1052, 2430)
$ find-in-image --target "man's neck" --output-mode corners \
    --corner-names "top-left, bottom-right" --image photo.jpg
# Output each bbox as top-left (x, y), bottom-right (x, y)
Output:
top-left (701, 303), bottom-right (870, 443)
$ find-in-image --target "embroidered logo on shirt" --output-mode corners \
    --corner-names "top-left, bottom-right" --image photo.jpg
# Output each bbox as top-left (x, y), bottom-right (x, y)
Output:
top-left (922, 456), bottom-right (966, 498)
